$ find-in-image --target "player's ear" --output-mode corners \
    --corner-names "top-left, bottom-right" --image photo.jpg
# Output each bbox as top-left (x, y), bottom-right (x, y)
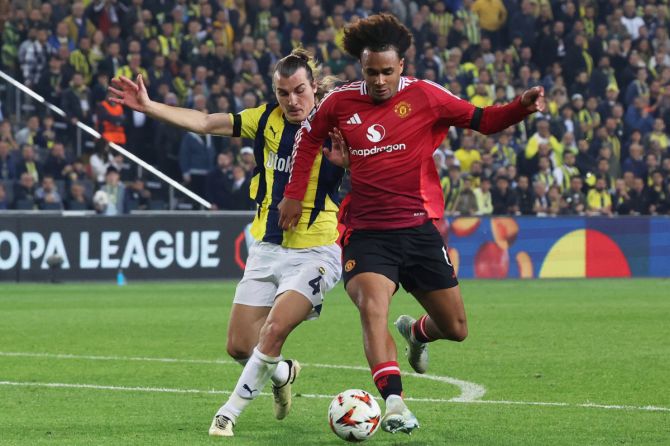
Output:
top-left (399, 58), bottom-right (405, 74)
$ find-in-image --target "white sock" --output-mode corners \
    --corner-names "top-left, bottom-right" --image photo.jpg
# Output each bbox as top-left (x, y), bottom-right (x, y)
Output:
top-left (216, 347), bottom-right (281, 423)
top-left (237, 356), bottom-right (288, 386)
top-left (271, 361), bottom-right (290, 386)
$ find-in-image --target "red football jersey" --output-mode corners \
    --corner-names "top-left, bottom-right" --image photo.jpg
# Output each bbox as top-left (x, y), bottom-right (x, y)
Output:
top-left (286, 77), bottom-right (529, 230)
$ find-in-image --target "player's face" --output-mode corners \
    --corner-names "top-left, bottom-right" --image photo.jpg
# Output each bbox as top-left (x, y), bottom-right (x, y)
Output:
top-left (361, 49), bottom-right (404, 102)
top-left (274, 68), bottom-right (317, 123)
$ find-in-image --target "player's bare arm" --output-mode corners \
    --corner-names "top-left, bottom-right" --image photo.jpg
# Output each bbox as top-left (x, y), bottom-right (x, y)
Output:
top-left (108, 74), bottom-right (234, 136)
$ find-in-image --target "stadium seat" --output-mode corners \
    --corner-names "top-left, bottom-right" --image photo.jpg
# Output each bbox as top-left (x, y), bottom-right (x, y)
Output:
top-left (148, 199), bottom-right (166, 210)
top-left (126, 199), bottom-right (139, 212)
top-left (67, 200), bottom-right (88, 211)
top-left (41, 202), bottom-right (63, 211)
top-left (15, 199), bottom-right (35, 210)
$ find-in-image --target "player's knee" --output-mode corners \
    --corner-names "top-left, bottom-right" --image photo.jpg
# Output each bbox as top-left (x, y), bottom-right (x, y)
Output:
top-left (226, 341), bottom-right (251, 361)
top-left (452, 320), bottom-right (468, 342)
top-left (356, 295), bottom-right (388, 322)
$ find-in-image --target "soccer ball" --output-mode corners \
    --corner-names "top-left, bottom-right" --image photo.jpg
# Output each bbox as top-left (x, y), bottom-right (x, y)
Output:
top-left (328, 389), bottom-right (381, 442)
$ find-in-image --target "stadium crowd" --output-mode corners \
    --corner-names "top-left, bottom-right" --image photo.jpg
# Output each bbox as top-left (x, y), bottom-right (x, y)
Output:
top-left (0, 0), bottom-right (669, 215)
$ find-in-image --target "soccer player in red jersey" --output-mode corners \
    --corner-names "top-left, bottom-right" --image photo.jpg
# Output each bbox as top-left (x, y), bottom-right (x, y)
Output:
top-left (279, 14), bottom-right (545, 434)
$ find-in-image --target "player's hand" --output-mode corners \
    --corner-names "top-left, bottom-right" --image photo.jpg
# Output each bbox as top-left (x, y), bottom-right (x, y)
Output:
top-left (108, 74), bottom-right (150, 113)
top-left (278, 197), bottom-right (302, 230)
top-left (324, 127), bottom-right (350, 168)
top-left (520, 86), bottom-right (545, 113)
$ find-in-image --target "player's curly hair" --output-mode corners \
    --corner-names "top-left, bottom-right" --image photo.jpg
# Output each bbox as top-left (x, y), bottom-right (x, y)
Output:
top-left (343, 14), bottom-right (413, 60)
top-left (273, 48), bottom-right (338, 100)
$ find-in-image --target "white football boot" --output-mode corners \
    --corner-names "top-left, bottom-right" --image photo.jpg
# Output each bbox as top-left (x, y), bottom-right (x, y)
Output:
top-left (272, 359), bottom-right (301, 420)
top-left (209, 414), bottom-right (235, 437)
top-left (395, 315), bottom-right (429, 374)
top-left (380, 395), bottom-right (420, 434)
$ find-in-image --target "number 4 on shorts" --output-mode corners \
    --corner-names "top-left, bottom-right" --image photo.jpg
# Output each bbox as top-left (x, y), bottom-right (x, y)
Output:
top-left (308, 276), bottom-right (321, 295)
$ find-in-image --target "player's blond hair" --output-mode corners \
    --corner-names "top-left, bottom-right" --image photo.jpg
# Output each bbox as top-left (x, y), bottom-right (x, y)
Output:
top-left (273, 48), bottom-right (338, 101)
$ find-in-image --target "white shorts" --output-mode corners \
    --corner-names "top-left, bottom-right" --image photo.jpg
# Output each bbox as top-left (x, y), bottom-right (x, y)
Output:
top-left (233, 241), bottom-right (342, 320)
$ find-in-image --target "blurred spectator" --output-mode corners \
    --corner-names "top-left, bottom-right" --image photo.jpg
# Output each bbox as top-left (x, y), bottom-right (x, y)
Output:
top-left (0, 140), bottom-right (16, 180)
top-left (515, 175), bottom-right (534, 215)
top-left (66, 181), bottom-right (92, 210)
top-left (180, 131), bottom-right (215, 200)
top-left (238, 146), bottom-right (256, 175)
top-left (622, 143), bottom-right (647, 179)
top-left (455, 134), bottom-right (481, 173)
top-left (647, 118), bottom-right (669, 154)
top-left (90, 139), bottom-right (121, 185)
top-left (36, 56), bottom-right (69, 105)
top-left (547, 185), bottom-right (562, 216)
top-left (15, 115), bottom-right (44, 148)
top-left (474, 176), bottom-right (493, 215)
top-left (442, 165), bottom-right (463, 215)
top-left (43, 142), bottom-right (71, 181)
top-left (0, 121), bottom-right (18, 151)
top-left (13, 172), bottom-right (37, 209)
top-left (100, 165), bottom-right (125, 215)
top-left (648, 171), bottom-right (667, 215)
top-left (491, 175), bottom-right (517, 215)
top-left (576, 139), bottom-right (597, 177)
top-left (533, 155), bottom-right (555, 192)
top-left (15, 143), bottom-right (42, 183)
top-left (533, 181), bottom-right (550, 216)
top-left (205, 151), bottom-right (234, 210)
top-left (554, 151), bottom-right (580, 192)
top-left (473, 0), bottom-right (507, 47)
top-left (586, 175), bottom-right (613, 216)
top-left (229, 165), bottom-right (254, 211)
top-left (63, 1), bottom-right (96, 43)
top-left (508, 0), bottom-right (536, 47)
top-left (627, 176), bottom-right (651, 215)
top-left (455, 175), bottom-right (478, 216)
top-left (18, 25), bottom-right (48, 87)
top-left (125, 179), bottom-right (151, 212)
top-left (561, 176), bottom-right (586, 215)
top-left (61, 72), bottom-right (92, 136)
top-left (35, 175), bottom-right (63, 209)
top-left (48, 20), bottom-right (75, 54)
top-left (98, 40), bottom-right (123, 79)
top-left (97, 97), bottom-right (127, 145)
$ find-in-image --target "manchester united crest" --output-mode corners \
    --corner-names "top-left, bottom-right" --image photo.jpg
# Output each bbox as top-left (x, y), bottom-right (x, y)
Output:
top-left (394, 101), bottom-right (412, 118)
top-left (344, 260), bottom-right (356, 272)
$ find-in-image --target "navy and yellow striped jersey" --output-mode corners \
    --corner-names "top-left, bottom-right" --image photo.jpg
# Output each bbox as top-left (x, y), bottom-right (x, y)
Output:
top-left (231, 103), bottom-right (344, 248)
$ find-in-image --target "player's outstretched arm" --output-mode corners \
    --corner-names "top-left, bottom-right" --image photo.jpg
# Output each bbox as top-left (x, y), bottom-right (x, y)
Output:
top-left (476, 86), bottom-right (545, 135)
top-left (108, 74), bottom-right (234, 136)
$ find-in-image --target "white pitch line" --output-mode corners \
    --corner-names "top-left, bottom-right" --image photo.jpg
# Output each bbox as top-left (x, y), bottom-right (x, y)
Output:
top-left (0, 351), bottom-right (486, 402)
top-left (0, 380), bottom-right (668, 413)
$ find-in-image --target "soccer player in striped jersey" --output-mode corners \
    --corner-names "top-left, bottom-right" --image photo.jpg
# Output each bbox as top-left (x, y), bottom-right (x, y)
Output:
top-left (279, 14), bottom-right (545, 434)
top-left (109, 49), bottom-right (344, 437)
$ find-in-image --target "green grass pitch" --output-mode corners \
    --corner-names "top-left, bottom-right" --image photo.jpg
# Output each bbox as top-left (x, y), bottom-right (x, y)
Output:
top-left (1, 279), bottom-right (669, 445)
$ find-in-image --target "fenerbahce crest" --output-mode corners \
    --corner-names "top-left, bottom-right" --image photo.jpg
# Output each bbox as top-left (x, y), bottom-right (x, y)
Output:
top-left (394, 101), bottom-right (412, 118)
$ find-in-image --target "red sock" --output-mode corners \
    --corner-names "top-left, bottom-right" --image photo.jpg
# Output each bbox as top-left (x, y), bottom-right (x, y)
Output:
top-left (411, 315), bottom-right (434, 343)
top-left (371, 361), bottom-right (402, 400)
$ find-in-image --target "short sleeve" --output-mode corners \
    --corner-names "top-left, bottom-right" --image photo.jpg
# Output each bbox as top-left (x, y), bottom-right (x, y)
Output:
top-left (234, 104), bottom-right (267, 139)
